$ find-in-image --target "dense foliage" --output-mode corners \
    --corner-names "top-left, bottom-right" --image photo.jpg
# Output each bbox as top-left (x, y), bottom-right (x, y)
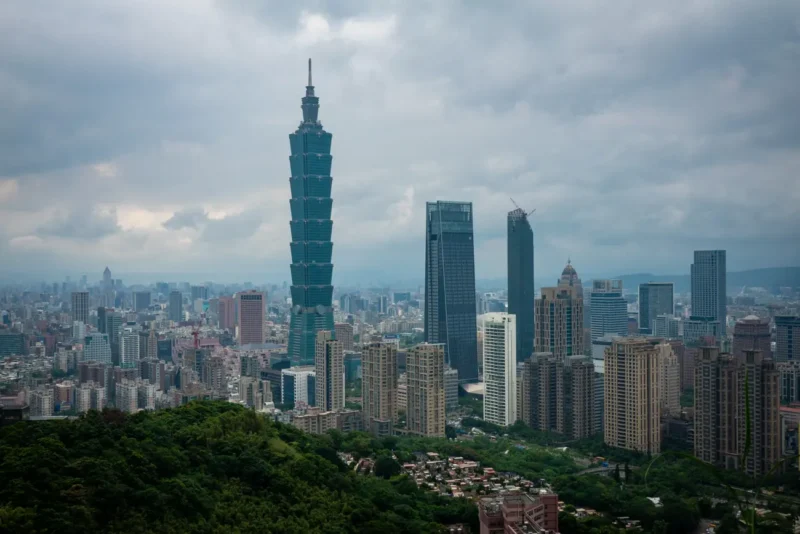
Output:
top-left (0, 402), bottom-right (476, 533)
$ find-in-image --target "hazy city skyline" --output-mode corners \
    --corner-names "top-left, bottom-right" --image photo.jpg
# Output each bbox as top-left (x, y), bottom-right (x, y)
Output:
top-left (1, 2), bottom-right (799, 283)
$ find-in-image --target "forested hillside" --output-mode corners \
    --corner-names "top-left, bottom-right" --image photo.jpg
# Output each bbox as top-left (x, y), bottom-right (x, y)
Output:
top-left (0, 403), bottom-right (476, 533)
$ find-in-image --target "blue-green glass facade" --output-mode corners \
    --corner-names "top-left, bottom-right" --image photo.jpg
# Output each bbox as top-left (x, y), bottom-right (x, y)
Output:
top-left (288, 61), bottom-right (335, 365)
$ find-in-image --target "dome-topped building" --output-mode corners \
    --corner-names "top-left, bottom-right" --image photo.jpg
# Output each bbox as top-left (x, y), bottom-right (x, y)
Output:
top-left (558, 259), bottom-right (583, 296)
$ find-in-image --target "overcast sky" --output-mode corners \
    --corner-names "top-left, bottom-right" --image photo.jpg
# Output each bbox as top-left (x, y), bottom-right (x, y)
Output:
top-left (1, 1), bottom-right (799, 286)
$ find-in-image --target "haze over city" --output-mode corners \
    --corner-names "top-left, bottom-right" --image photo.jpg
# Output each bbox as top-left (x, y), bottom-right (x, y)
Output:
top-left (1, 1), bottom-right (799, 285)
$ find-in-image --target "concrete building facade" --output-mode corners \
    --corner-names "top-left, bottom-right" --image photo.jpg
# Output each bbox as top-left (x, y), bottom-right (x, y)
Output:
top-left (362, 341), bottom-right (398, 436)
top-left (315, 330), bottom-right (344, 412)
top-left (406, 343), bottom-right (445, 438)
top-left (482, 313), bottom-right (517, 426)
top-left (534, 285), bottom-right (584, 361)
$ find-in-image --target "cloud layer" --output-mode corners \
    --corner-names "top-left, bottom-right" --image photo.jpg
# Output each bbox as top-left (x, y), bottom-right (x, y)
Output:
top-left (1, 1), bottom-right (799, 284)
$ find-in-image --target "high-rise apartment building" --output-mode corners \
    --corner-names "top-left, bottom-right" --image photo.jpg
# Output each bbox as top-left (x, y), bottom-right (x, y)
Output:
top-left (29, 388), bottom-right (54, 416)
top-left (483, 313), bottom-right (517, 426)
top-left (522, 352), bottom-right (559, 433)
top-left (97, 306), bottom-right (107, 333)
top-left (732, 315), bottom-right (771, 359)
top-left (168, 291), bottom-right (183, 323)
top-left (115, 379), bottom-right (138, 413)
top-left (83, 333), bottom-right (112, 365)
top-left (507, 208), bottom-right (534, 363)
top-left (406, 343), bottom-right (446, 438)
top-left (521, 352), bottom-right (593, 438)
top-left (334, 322), bottom-right (354, 352)
top-left (133, 291), bottom-right (151, 312)
top-left (690, 250), bottom-right (727, 335)
top-left (218, 296), bottom-right (235, 331)
top-left (315, 330), bottom-right (344, 412)
top-left (638, 282), bottom-right (674, 335)
top-left (777, 361), bottom-right (800, 404)
top-left (694, 347), bottom-right (780, 477)
top-left (589, 279), bottom-right (627, 342)
top-left (119, 324), bottom-right (140, 369)
top-left (424, 201), bottom-right (478, 382)
top-left (534, 285), bottom-right (584, 361)
top-left (71, 291), bottom-right (89, 325)
top-left (775, 316), bottom-right (800, 362)
top-left (604, 338), bottom-right (661, 454)
top-left (657, 342), bottom-right (681, 417)
top-left (362, 341), bottom-right (398, 436)
top-left (288, 61), bottom-right (335, 366)
top-left (237, 291), bottom-right (265, 345)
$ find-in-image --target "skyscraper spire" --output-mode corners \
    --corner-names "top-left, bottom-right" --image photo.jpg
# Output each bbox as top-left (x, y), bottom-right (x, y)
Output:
top-left (301, 58), bottom-right (319, 123)
top-left (308, 57), bottom-right (312, 87)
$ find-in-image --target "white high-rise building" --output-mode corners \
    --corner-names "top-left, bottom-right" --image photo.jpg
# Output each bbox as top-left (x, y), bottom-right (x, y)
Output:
top-left (72, 321), bottom-right (86, 341)
top-left (120, 325), bottom-right (141, 369)
top-left (74, 383), bottom-right (93, 414)
top-left (29, 388), bottom-right (54, 417)
top-left (115, 379), bottom-right (138, 413)
top-left (482, 313), bottom-right (517, 426)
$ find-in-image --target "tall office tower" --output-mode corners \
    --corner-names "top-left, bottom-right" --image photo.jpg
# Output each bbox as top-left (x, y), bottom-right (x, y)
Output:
top-left (694, 348), bottom-right (781, 476)
top-left (507, 208), bottom-right (534, 363)
top-left (133, 291), bottom-right (151, 312)
top-left (653, 314), bottom-right (681, 339)
top-left (558, 259), bottom-right (583, 294)
top-left (97, 306), bottom-right (107, 334)
top-left (168, 291), bottom-right (183, 323)
top-left (657, 342), bottom-right (681, 417)
top-left (683, 319), bottom-right (720, 345)
top-left (83, 333), bottom-right (112, 365)
top-left (218, 296), bottom-right (235, 331)
top-left (690, 250), bottom-right (727, 335)
top-left (334, 322), bottom-right (354, 351)
top-left (280, 366), bottom-right (316, 405)
top-left (190, 285), bottom-right (208, 301)
top-left (362, 341), bottom-right (398, 436)
top-left (315, 330), bottom-right (344, 412)
top-left (238, 291), bottom-right (265, 345)
top-left (71, 291), bottom-right (89, 325)
top-left (604, 338), bottom-right (661, 454)
top-left (778, 361), bottom-right (800, 404)
top-left (119, 324), bottom-right (141, 369)
top-left (521, 352), bottom-right (559, 432)
top-left (775, 316), bottom-right (800, 362)
top-left (558, 355), bottom-right (595, 439)
top-left (638, 282), bottom-right (674, 335)
top-left (732, 315), bottom-right (771, 359)
top-left (103, 266), bottom-right (112, 289)
top-left (424, 201), bottom-right (478, 382)
top-left (444, 367), bottom-right (459, 413)
top-left (534, 285), bottom-right (584, 361)
top-left (589, 280), bottom-right (627, 342)
top-left (406, 343), bottom-right (446, 437)
top-left (105, 311), bottom-right (123, 364)
top-left (483, 313), bottom-right (517, 426)
top-left (102, 266), bottom-right (113, 306)
top-left (288, 60), bottom-right (335, 366)
top-left (146, 328), bottom-right (157, 360)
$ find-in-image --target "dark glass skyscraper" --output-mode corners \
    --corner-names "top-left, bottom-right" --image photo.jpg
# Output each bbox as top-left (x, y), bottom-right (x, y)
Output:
top-left (424, 201), bottom-right (478, 382)
top-left (288, 60), bottom-right (335, 365)
top-left (690, 250), bottom-right (727, 335)
top-left (507, 208), bottom-right (534, 363)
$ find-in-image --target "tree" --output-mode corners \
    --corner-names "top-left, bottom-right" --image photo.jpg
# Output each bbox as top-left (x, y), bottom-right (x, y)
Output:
top-left (374, 455), bottom-right (401, 479)
top-left (613, 464), bottom-right (620, 483)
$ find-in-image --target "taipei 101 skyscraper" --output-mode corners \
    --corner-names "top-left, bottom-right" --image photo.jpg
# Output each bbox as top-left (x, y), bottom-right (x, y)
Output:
top-left (287, 59), bottom-right (335, 365)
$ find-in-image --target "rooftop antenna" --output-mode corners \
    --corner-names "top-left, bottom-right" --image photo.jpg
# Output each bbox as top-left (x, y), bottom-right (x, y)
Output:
top-left (510, 197), bottom-right (536, 217)
top-left (308, 58), bottom-right (312, 86)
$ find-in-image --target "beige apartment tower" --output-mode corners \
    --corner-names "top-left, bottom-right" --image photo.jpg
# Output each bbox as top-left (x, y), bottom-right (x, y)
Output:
top-left (406, 343), bottom-right (446, 438)
top-left (657, 342), bottom-right (681, 417)
top-left (362, 341), bottom-right (398, 436)
top-left (535, 286), bottom-right (584, 361)
top-left (315, 330), bottom-right (344, 412)
top-left (604, 338), bottom-right (661, 454)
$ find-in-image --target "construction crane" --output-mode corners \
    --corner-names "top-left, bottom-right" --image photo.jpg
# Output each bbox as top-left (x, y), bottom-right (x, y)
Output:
top-left (510, 197), bottom-right (536, 217)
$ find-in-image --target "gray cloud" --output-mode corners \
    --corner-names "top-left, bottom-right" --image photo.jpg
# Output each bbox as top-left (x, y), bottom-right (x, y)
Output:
top-left (37, 209), bottom-right (121, 240)
top-left (0, 0), bottom-right (799, 283)
top-left (163, 207), bottom-right (208, 230)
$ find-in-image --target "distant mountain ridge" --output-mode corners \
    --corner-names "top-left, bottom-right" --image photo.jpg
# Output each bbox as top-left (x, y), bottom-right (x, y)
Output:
top-left (610, 267), bottom-right (800, 294)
